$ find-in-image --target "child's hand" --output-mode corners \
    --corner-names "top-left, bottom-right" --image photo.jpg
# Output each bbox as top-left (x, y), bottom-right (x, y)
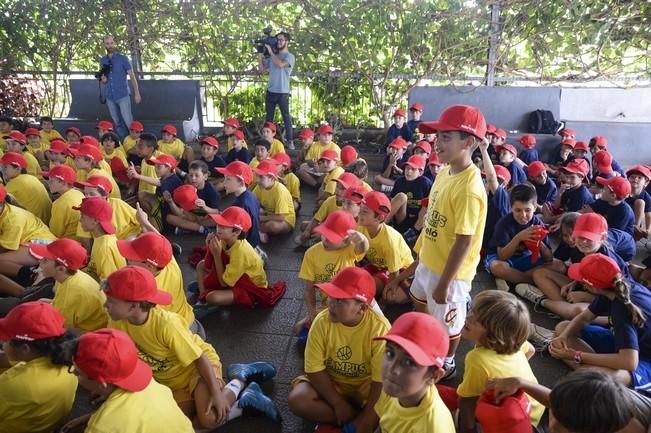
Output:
top-left (548, 338), bottom-right (574, 361)
top-left (195, 198), bottom-right (207, 209)
top-left (559, 183), bottom-right (571, 194)
top-left (486, 377), bottom-right (522, 403)
top-left (126, 161), bottom-right (139, 179)
top-left (345, 230), bottom-right (365, 245)
top-left (517, 226), bottom-right (542, 242)
top-left (560, 281), bottom-right (576, 299)
top-left (206, 233), bottom-right (222, 256)
top-left (207, 389), bottom-right (230, 425)
top-left (162, 190), bottom-right (172, 203)
top-left (135, 202), bottom-right (149, 225)
top-left (478, 136), bottom-right (489, 152)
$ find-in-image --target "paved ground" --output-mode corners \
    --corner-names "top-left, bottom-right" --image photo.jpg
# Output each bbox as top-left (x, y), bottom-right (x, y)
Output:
top-left (69, 154), bottom-right (569, 432)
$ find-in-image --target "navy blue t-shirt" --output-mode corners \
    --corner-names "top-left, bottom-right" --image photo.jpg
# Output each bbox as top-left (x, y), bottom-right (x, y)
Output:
top-left (561, 185), bottom-right (594, 212)
top-left (157, 174), bottom-right (183, 197)
top-left (391, 175), bottom-right (433, 220)
top-left (504, 162), bottom-right (527, 186)
top-left (407, 119), bottom-right (421, 142)
top-left (554, 235), bottom-right (631, 274)
top-left (381, 153), bottom-right (410, 178)
top-left (197, 182), bottom-right (220, 210)
top-left (588, 281), bottom-right (651, 359)
top-left (423, 166), bottom-right (436, 183)
top-left (591, 199), bottom-right (635, 236)
top-left (233, 190), bottom-right (261, 248)
top-left (484, 186), bottom-right (511, 246)
top-left (225, 147), bottom-right (252, 164)
top-left (386, 124), bottom-right (411, 148)
top-left (201, 156), bottom-right (226, 179)
top-left (611, 158), bottom-right (625, 177)
top-left (519, 149), bottom-right (539, 165)
top-left (607, 228), bottom-right (636, 263)
top-left (533, 178), bottom-right (558, 205)
top-left (626, 190), bottom-right (651, 213)
top-left (488, 213), bottom-right (549, 255)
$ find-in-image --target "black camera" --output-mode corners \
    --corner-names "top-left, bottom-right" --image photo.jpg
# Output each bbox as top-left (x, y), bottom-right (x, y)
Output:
top-left (95, 63), bottom-right (111, 81)
top-left (254, 26), bottom-right (278, 57)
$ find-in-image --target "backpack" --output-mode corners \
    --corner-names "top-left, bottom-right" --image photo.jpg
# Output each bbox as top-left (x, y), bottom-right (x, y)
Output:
top-left (528, 109), bottom-right (561, 134)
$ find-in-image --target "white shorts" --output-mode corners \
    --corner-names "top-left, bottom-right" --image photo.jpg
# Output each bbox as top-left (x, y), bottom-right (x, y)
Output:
top-left (409, 263), bottom-right (471, 338)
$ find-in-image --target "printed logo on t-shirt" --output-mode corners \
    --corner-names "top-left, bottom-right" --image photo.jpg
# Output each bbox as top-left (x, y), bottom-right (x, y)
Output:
top-left (424, 209), bottom-right (447, 241)
top-left (336, 345), bottom-right (353, 361)
top-left (325, 345), bottom-right (369, 378)
top-left (366, 247), bottom-right (385, 268)
top-left (315, 262), bottom-right (338, 283)
top-left (137, 347), bottom-right (171, 373)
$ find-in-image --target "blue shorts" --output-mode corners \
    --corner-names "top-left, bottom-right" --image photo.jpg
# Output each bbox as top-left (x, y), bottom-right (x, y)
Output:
top-left (581, 324), bottom-right (651, 393)
top-left (485, 251), bottom-right (544, 274)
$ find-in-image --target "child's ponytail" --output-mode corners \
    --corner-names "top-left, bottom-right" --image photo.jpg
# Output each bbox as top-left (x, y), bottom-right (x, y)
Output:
top-left (613, 278), bottom-right (647, 327)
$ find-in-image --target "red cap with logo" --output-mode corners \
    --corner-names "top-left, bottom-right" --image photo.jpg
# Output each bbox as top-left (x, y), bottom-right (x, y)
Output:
top-left (342, 186), bottom-right (366, 204)
top-left (96, 120), bottom-right (113, 131)
top-left (272, 152), bottom-right (292, 168)
top-left (573, 141), bottom-right (589, 151)
top-left (29, 239), bottom-right (88, 270)
top-left (0, 302), bottom-right (66, 342)
top-left (317, 124), bottom-right (333, 135)
top-left (572, 212), bottom-right (608, 242)
top-left (519, 135), bottom-right (536, 148)
top-left (333, 172), bottom-right (361, 189)
top-left (475, 389), bottom-right (533, 433)
top-left (414, 140), bottom-right (432, 154)
top-left (493, 165), bottom-right (512, 185)
top-left (161, 124), bottom-right (177, 136)
top-left (560, 158), bottom-right (589, 177)
top-left (393, 108), bottom-right (406, 118)
top-left (215, 161), bottom-right (253, 185)
top-left (69, 144), bottom-right (102, 162)
top-left (146, 153), bottom-right (178, 170)
top-left (299, 128), bottom-right (314, 140)
top-left (4, 130), bottom-right (27, 144)
top-left (374, 312), bottom-right (449, 367)
top-left (224, 118), bottom-right (241, 128)
top-left (200, 136), bottom-right (219, 149)
top-left (209, 206), bottom-right (252, 232)
top-left (388, 137), bottom-right (408, 150)
top-left (172, 184), bottom-right (199, 211)
top-left (313, 210), bottom-right (357, 243)
top-left (105, 265), bottom-right (172, 304)
top-left (253, 159), bottom-right (280, 177)
top-left (49, 139), bottom-right (68, 153)
top-left (627, 165), bottom-right (651, 181)
top-left (409, 102), bottom-right (424, 112)
top-left (316, 266), bottom-right (376, 305)
top-left (594, 150), bottom-right (613, 174)
top-left (340, 146), bottom-right (358, 166)
top-left (0, 151), bottom-right (27, 168)
top-left (40, 164), bottom-right (76, 184)
top-left (419, 105), bottom-right (487, 140)
top-left (73, 196), bottom-right (115, 234)
top-left (319, 149), bottom-right (339, 161)
top-left (404, 155), bottom-right (426, 170)
top-left (231, 130), bottom-right (245, 141)
top-left (65, 127), bottom-right (81, 137)
top-left (263, 121), bottom-right (277, 133)
top-left (75, 328), bottom-right (152, 392)
top-left (526, 161), bottom-right (546, 178)
top-left (560, 128), bottom-right (575, 138)
top-left (75, 175), bottom-right (114, 194)
top-left (25, 127), bottom-right (40, 137)
top-left (497, 143), bottom-right (517, 156)
top-left (592, 135), bottom-right (608, 148)
top-left (597, 176), bottom-right (631, 200)
top-left (568, 253), bottom-right (620, 289)
top-left (129, 121), bottom-right (144, 132)
top-left (362, 191), bottom-right (391, 217)
top-left (117, 232), bottom-right (173, 268)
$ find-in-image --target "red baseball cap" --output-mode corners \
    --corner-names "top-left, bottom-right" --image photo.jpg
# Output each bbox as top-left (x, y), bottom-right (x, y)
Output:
top-left (475, 389), bottom-right (533, 433)
top-left (374, 311), bottom-right (449, 367)
top-left (568, 253), bottom-right (620, 289)
top-left (313, 210), bottom-right (357, 243)
top-left (527, 161), bottom-right (546, 178)
top-left (494, 128), bottom-right (507, 139)
top-left (560, 137), bottom-right (576, 148)
top-left (75, 175), bottom-right (114, 194)
top-left (319, 149), bottom-right (339, 161)
top-left (560, 158), bottom-right (589, 177)
top-left (362, 191), bottom-right (391, 217)
top-left (172, 184), bottom-right (199, 211)
top-left (560, 128), bottom-right (575, 138)
top-left (4, 130), bottom-right (27, 144)
top-left (263, 121), bottom-right (277, 133)
top-left (594, 150), bottom-right (613, 174)
top-left (0, 184), bottom-right (5, 202)
top-left (419, 105), bottom-right (486, 140)
top-left (429, 151), bottom-right (441, 166)
top-left (0, 302), bottom-right (66, 341)
top-left (69, 144), bottom-right (102, 162)
top-left (573, 141), bottom-right (589, 151)
top-left (215, 161), bottom-right (253, 185)
top-left (597, 176), bottom-right (631, 200)
top-left (299, 128), bottom-right (314, 139)
top-left (80, 136), bottom-right (101, 148)
top-left (627, 165), bottom-right (651, 181)
top-left (161, 124), bottom-right (177, 136)
top-left (29, 239), bottom-right (88, 270)
top-left (25, 127), bottom-right (40, 137)
top-left (592, 135), bottom-right (608, 148)
top-left (73, 196), bottom-right (115, 234)
top-left (315, 266), bottom-right (376, 304)
top-left (404, 155), bottom-right (426, 170)
top-left (209, 206), bottom-right (252, 233)
top-left (231, 130), bottom-right (245, 141)
top-left (519, 135), bottom-right (536, 148)
top-left (200, 136), bottom-right (219, 148)
top-left (333, 172), bottom-right (361, 189)
top-left (96, 120), bottom-right (113, 131)
top-left (129, 121), bottom-right (144, 132)
top-left (40, 164), bottom-right (76, 184)
top-left (65, 127), bottom-right (81, 137)
top-left (105, 265), bottom-right (172, 305)
top-left (498, 143), bottom-right (517, 156)
top-left (48, 139), bottom-right (68, 153)
top-left (223, 117), bottom-right (241, 128)
top-left (253, 159), bottom-right (280, 177)
top-left (388, 137), bottom-right (408, 150)
top-left (342, 186), bottom-right (366, 204)
top-left (75, 328), bottom-right (152, 392)
top-left (0, 151), bottom-right (27, 168)
top-left (486, 124), bottom-right (497, 134)
top-left (572, 212), bottom-right (607, 242)
top-left (146, 153), bottom-right (178, 170)
top-left (393, 108), bottom-right (406, 118)
top-left (493, 165), bottom-right (512, 185)
top-left (414, 140), bottom-right (432, 154)
top-left (117, 232), bottom-right (173, 268)
top-left (409, 102), bottom-right (424, 112)
top-left (341, 145), bottom-right (358, 166)
top-left (272, 152), bottom-right (292, 168)
top-left (317, 124), bottom-right (333, 135)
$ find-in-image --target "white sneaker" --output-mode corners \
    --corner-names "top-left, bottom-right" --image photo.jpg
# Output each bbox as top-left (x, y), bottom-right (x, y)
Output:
top-left (529, 323), bottom-right (554, 352)
top-left (515, 283), bottom-right (545, 305)
top-left (495, 278), bottom-right (510, 292)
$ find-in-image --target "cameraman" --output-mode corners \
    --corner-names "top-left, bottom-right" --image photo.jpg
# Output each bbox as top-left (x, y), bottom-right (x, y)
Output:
top-left (258, 31), bottom-right (295, 150)
top-left (99, 35), bottom-right (141, 140)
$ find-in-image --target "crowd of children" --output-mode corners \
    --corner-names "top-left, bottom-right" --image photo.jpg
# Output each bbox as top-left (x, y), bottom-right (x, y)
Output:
top-left (1, 103), bottom-right (651, 433)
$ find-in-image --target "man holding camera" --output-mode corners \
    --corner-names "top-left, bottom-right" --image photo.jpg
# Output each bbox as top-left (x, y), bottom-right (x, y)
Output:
top-left (258, 32), bottom-right (295, 150)
top-left (99, 35), bottom-right (141, 139)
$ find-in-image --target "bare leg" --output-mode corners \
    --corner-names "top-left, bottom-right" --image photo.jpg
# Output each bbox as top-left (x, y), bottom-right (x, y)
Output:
top-left (0, 246), bottom-right (38, 278)
top-left (388, 193), bottom-right (407, 224)
top-left (287, 381), bottom-right (339, 424)
top-left (0, 273), bottom-right (26, 297)
top-left (166, 214), bottom-right (202, 232)
top-left (260, 220), bottom-right (292, 235)
top-left (489, 260), bottom-right (536, 285)
top-left (205, 289), bottom-right (235, 306)
top-left (532, 267), bottom-right (571, 301)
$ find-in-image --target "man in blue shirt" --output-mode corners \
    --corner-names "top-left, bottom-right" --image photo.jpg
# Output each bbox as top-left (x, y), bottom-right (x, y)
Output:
top-left (258, 32), bottom-right (295, 150)
top-left (99, 36), bottom-right (141, 140)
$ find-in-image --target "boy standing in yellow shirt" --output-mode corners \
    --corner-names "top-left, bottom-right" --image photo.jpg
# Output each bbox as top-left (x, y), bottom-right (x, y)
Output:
top-left (409, 105), bottom-right (488, 379)
top-left (0, 152), bottom-right (52, 224)
top-left (41, 165), bottom-right (85, 238)
top-left (253, 159), bottom-right (295, 240)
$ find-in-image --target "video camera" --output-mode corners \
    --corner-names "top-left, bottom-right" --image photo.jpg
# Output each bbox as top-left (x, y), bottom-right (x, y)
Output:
top-left (254, 27), bottom-right (278, 58)
top-left (95, 63), bottom-right (111, 81)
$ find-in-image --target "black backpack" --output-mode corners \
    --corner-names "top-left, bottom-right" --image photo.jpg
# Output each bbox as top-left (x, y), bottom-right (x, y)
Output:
top-left (528, 109), bottom-right (561, 134)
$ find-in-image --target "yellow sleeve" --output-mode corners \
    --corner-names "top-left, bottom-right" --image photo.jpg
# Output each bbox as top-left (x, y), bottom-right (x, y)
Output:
top-left (269, 140), bottom-right (285, 156)
top-left (274, 187), bottom-right (294, 217)
top-left (298, 246), bottom-right (318, 281)
top-left (304, 313), bottom-right (328, 373)
top-left (454, 193), bottom-right (484, 236)
top-left (162, 313), bottom-right (204, 367)
top-left (222, 247), bottom-right (246, 288)
top-left (456, 349), bottom-right (489, 397)
top-left (287, 174), bottom-right (301, 200)
top-left (0, 220), bottom-right (22, 251)
top-left (370, 337), bottom-right (386, 383)
top-left (25, 152), bottom-right (41, 177)
top-left (91, 242), bottom-right (127, 281)
top-left (313, 198), bottom-right (335, 222)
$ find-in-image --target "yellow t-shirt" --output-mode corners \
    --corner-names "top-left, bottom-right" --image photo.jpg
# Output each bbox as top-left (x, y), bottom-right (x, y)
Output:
top-left (419, 164), bottom-right (487, 283)
top-left (157, 138), bottom-right (185, 160)
top-left (0, 356), bottom-right (78, 433)
top-left (358, 224), bottom-right (414, 273)
top-left (52, 270), bottom-right (108, 333)
top-left (39, 128), bottom-right (63, 145)
top-left (0, 203), bottom-right (56, 251)
top-left (22, 150), bottom-right (41, 177)
top-left (122, 135), bottom-right (138, 153)
top-left (76, 167), bottom-right (121, 199)
top-left (86, 234), bottom-right (127, 281)
top-left (49, 188), bottom-right (85, 238)
top-left (253, 181), bottom-right (296, 227)
top-left (374, 385), bottom-right (455, 433)
top-left (299, 242), bottom-right (363, 284)
top-left (281, 172), bottom-right (301, 202)
top-left (223, 239), bottom-right (268, 287)
top-left (305, 308), bottom-right (390, 387)
top-left (305, 142), bottom-right (341, 162)
top-left (76, 197), bottom-right (140, 240)
top-left (139, 152), bottom-right (160, 194)
top-left (456, 343), bottom-right (544, 426)
top-left (85, 379), bottom-right (194, 433)
top-left (226, 136), bottom-right (248, 150)
top-left (156, 258), bottom-right (195, 326)
top-left (361, 181), bottom-right (373, 192)
top-left (102, 146), bottom-right (128, 167)
top-left (108, 307), bottom-right (221, 393)
top-left (322, 166), bottom-right (345, 195)
top-left (314, 195), bottom-right (341, 223)
top-left (5, 174), bottom-right (52, 224)
top-left (249, 157), bottom-right (263, 169)
top-left (269, 138), bottom-right (285, 157)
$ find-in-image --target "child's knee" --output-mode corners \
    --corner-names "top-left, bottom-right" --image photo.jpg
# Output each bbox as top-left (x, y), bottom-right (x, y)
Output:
top-left (391, 192), bottom-right (407, 206)
top-left (489, 260), bottom-right (510, 276)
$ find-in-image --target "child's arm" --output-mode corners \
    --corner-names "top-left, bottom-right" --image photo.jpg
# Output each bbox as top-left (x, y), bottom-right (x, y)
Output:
top-left (457, 396), bottom-right (480, 433)
top-left (303, 281), bottom-right (318, 323)
top-left (207, 234), bottom-right (227, 287)
top-left (306, 370), bottom-right (356, 426)
top-left (487, 377), bottom-right (551, 407)
top-left (384, 259), bottom-right (418, 300)
top-left (353, 381), bottom-right (382, 433)
top-left (195, 199), bottom-right (219, 215)
top-left (194, 353), bottom-right (230, 424)
top-left (433, 234), bottom-right (473, 303)
top-left (479, 138), bottom-right (499, 194)
top-left (632, 199), bottom-right (645, 227)
top-left (497, 226), bottom-right (542, 261)
top-left (301, 218), bottom-right (319, 241)
top-left (553, 184), bottom-right (570, 209)
top-left (127, 162), bottom-right (162, 186)
top-left (135, 202), bottom-right (159, 234)
top-left (540, 241), bottom-right (553, 263)
top-left (347, 230), bottom-right (369, 254)
top-left (164, 192), bottom-right (184, 217)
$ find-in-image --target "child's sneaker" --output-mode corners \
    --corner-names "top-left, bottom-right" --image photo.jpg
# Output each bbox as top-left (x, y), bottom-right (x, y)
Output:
top-left (495, 278), bottom-right (510, 292)
top-left (515, 283), bottom-right (545, 305)
top-left (403, 227), bottom-right (421, 244)
top-left (227, 362), bottom-right (277, 384)
top-left (440, 359), bottom-right (457, 380)
top-left (380, 184), bottom-right (393, 193)
top-left (192, 303), bottom-right (219, 320)
top-left (528, 323), bottom-right (554, 352)
top-left (238, 382), bottom-right (281, 423)
top-left (255, 245), bottom-right (269, 266)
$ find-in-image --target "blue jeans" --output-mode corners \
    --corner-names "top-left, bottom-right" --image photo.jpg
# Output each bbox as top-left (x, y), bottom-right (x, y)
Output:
top-left (106, 95), bottom-right (133, 140)
top-left (264, 90), bottom-right (293, 142)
